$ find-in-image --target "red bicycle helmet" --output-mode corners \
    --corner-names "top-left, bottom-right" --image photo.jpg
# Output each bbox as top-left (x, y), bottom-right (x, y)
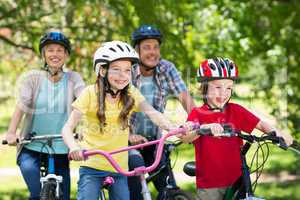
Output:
top-left (197, 57), bottom-right (238, 82)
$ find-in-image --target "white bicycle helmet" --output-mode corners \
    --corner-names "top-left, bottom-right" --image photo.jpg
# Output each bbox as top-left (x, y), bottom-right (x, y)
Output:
top-left (93, 41), bottom-right (139, 76)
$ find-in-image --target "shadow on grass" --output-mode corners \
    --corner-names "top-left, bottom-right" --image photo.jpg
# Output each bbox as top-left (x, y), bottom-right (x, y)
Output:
top-left (1, 180), bottom-right (299, 200)
top-left (0, 189), bottom-right (77, 200)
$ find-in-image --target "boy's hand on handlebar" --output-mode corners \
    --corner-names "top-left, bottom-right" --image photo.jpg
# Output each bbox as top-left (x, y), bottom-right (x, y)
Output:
top-left (177, 122), bottom-right (198, 143)
top-left (129, 134), bottom-right (148, 145)
top-left (200, 123), bottom-right (224, 136)
top-left (275, 131), bottom-right (293, 146)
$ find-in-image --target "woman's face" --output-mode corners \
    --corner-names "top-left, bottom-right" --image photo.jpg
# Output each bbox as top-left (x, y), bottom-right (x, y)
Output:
top-left (107, 59), bottom-right (132, 91)
top-left (206, 79), bottom-right (234, 109)
top-left (44, 43), bottom-right (68, 71)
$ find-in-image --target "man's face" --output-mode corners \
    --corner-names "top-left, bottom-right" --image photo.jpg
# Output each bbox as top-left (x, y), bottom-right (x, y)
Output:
top-left (138, 39), bottom-right (160, 68)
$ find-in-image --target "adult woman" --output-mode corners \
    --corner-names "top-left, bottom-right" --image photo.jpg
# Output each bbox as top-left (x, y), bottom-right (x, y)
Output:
top-left (5, 31), bottom-right (85, 200)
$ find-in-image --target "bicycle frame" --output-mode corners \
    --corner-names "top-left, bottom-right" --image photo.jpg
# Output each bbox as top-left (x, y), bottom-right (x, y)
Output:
top-left (39, 136), bottom-right (63, 199)
top-left (183, 126), bottom-right (300, 200)
top-left (145, 143), bottom-right (179, 189)
top-left (81, 124), bottom-right (201, 200)
top-left (3, 133), bottom-right (65, 199)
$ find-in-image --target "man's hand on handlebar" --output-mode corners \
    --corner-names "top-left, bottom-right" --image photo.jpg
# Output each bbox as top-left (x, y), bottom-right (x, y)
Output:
top-left (129, 134), bottom-right (148, 145)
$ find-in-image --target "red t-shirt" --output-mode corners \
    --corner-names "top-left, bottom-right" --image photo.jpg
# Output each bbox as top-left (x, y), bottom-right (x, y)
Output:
top-left (187, 103), bottom-right (260, 189)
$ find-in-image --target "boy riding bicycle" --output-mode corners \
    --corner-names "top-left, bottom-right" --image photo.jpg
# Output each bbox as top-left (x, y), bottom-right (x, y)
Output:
top-left (180, 57), bottom-right (293, 200)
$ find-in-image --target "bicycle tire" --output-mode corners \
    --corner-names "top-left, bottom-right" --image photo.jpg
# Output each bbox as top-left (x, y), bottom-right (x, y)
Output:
top-left (165, 189), bottom-right (196, 200)
top-left (40, 180), bottom-right (62, 200)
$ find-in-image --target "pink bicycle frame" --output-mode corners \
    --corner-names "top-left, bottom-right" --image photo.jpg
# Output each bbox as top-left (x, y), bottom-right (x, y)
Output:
top-left (82, 123), bottom-right (201, 177)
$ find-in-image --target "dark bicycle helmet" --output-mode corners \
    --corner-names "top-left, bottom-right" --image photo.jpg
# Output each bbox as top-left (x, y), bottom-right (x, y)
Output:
top-left (39, 31), bottom-right (71, 54)
top-left (131, 25), bottom-right (163, 47)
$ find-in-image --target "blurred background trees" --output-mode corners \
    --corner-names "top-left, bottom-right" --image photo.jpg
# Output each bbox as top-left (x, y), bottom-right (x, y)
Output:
top-left (0, 0), bottom-right (299, 136)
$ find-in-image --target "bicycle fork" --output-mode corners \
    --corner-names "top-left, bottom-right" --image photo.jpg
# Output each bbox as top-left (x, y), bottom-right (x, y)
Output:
top-left (140, 175), bottom-right (152, 200)
top-left (40, 154), bottom-right (63, 198)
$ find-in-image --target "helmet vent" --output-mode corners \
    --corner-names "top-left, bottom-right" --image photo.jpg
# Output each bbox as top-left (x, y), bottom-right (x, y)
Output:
top-left (109, 47), bottom-right (117, 52)
top-left (220, 62), bottom-right (225, 68)
top-left (209, 63), bottom-right (216, 70)
top-left (117, 44), bottom-right (124, 52)
top-left (102, 55), bottom-right (109, 58)
top-left (125, 45), bottom-right (131, 52)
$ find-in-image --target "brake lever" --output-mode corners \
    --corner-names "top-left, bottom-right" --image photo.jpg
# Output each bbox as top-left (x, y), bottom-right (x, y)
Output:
top-left (268, 131), bottom-right (288, 150)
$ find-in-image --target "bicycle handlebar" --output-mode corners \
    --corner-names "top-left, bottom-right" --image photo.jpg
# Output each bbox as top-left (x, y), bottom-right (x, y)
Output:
top-left (195, 124), bottom-right (300, 152)
top-left (79, 123), bottom-right (201, 177)
top-left (2, 133), bottom-right (79, 145)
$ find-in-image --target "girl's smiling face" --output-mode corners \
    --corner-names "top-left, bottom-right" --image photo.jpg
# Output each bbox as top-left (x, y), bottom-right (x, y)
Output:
top-left (206, 79), bottom-right (234, 109)
top-left (107, 59), bottom-right (132, 92)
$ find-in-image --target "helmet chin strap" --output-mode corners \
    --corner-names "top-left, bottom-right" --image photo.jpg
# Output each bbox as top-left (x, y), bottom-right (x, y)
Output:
top-left (140, 62), bottom-right (156, 71)
top-left (207, 103), bottom-right (226, 112)
top-left (103, 74), bottom-right (126, 99)
top-left (206, 96), bottom-right (232, 112)
top-left (44, 63), bottom-right (64, 77)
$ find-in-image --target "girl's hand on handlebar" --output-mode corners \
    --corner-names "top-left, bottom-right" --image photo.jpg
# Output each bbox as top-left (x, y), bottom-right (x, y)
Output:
top-left (4, 132), bottom-right (18, 146)
top-left (69, 148), bottom-right (85, 161)
top-left (129, 134), bottom-right (148, 145)
top-left (275, 130), bottom-right (294, 146)
top-left (177, 122), bottom-right (198, 143)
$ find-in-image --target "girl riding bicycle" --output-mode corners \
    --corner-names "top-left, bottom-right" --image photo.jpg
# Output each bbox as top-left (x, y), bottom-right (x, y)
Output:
top-left (180, 57), bottom-right (294, 200)
top-left (4, 31), bottom-right (85, 200)
top-left (62, 41), bottom-right (175, 200)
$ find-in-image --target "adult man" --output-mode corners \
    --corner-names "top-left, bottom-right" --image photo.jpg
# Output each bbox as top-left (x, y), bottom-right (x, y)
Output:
top-left (128, 25), bottom-right (195, 200)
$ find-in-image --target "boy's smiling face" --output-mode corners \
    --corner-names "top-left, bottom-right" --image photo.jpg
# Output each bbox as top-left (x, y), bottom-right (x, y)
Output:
top-left (206, 79), bottom-right (234, 109)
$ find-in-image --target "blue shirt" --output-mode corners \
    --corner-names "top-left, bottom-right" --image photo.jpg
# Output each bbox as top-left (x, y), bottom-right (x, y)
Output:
top-left (25, 73), bottom-right (69, 154)
top-left (133, 75), bottom-right (157, 139)
top-left (130, 59), bottom-right (187, 139)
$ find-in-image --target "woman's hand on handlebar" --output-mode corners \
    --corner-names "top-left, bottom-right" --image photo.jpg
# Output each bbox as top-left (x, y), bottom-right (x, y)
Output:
top-left (4, 132), bottom-right (18, 146)
top-left (129, 134), bottom-right (148, 145)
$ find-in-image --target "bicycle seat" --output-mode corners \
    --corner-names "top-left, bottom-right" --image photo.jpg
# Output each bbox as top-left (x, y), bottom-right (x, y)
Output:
top-left (183, 161), bottom-right (196, 177)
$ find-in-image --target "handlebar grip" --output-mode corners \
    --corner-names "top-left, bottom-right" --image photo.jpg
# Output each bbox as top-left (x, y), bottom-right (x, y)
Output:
top-left (196, 128), bottom-right (211, 135)
top-left (291, 140), bottom-right (300, 150)
top-left (277, 137), bottom-right (288, 150)
top-left (2, 139), bottom-right (19, 145)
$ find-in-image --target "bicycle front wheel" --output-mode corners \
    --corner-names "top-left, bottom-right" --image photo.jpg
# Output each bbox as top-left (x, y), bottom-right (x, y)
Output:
top-left (165, 189), bottom-right (196, 200)
top-left (40, 180), bottom-right (61, 200)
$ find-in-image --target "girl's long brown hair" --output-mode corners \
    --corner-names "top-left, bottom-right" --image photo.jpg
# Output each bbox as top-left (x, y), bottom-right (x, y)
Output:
top-left (96, 69), bottom-right (135, 131)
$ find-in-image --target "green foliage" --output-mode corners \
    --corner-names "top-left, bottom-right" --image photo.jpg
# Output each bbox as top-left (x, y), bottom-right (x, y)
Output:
top-left (0, 0), bottom-right (299, 134)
